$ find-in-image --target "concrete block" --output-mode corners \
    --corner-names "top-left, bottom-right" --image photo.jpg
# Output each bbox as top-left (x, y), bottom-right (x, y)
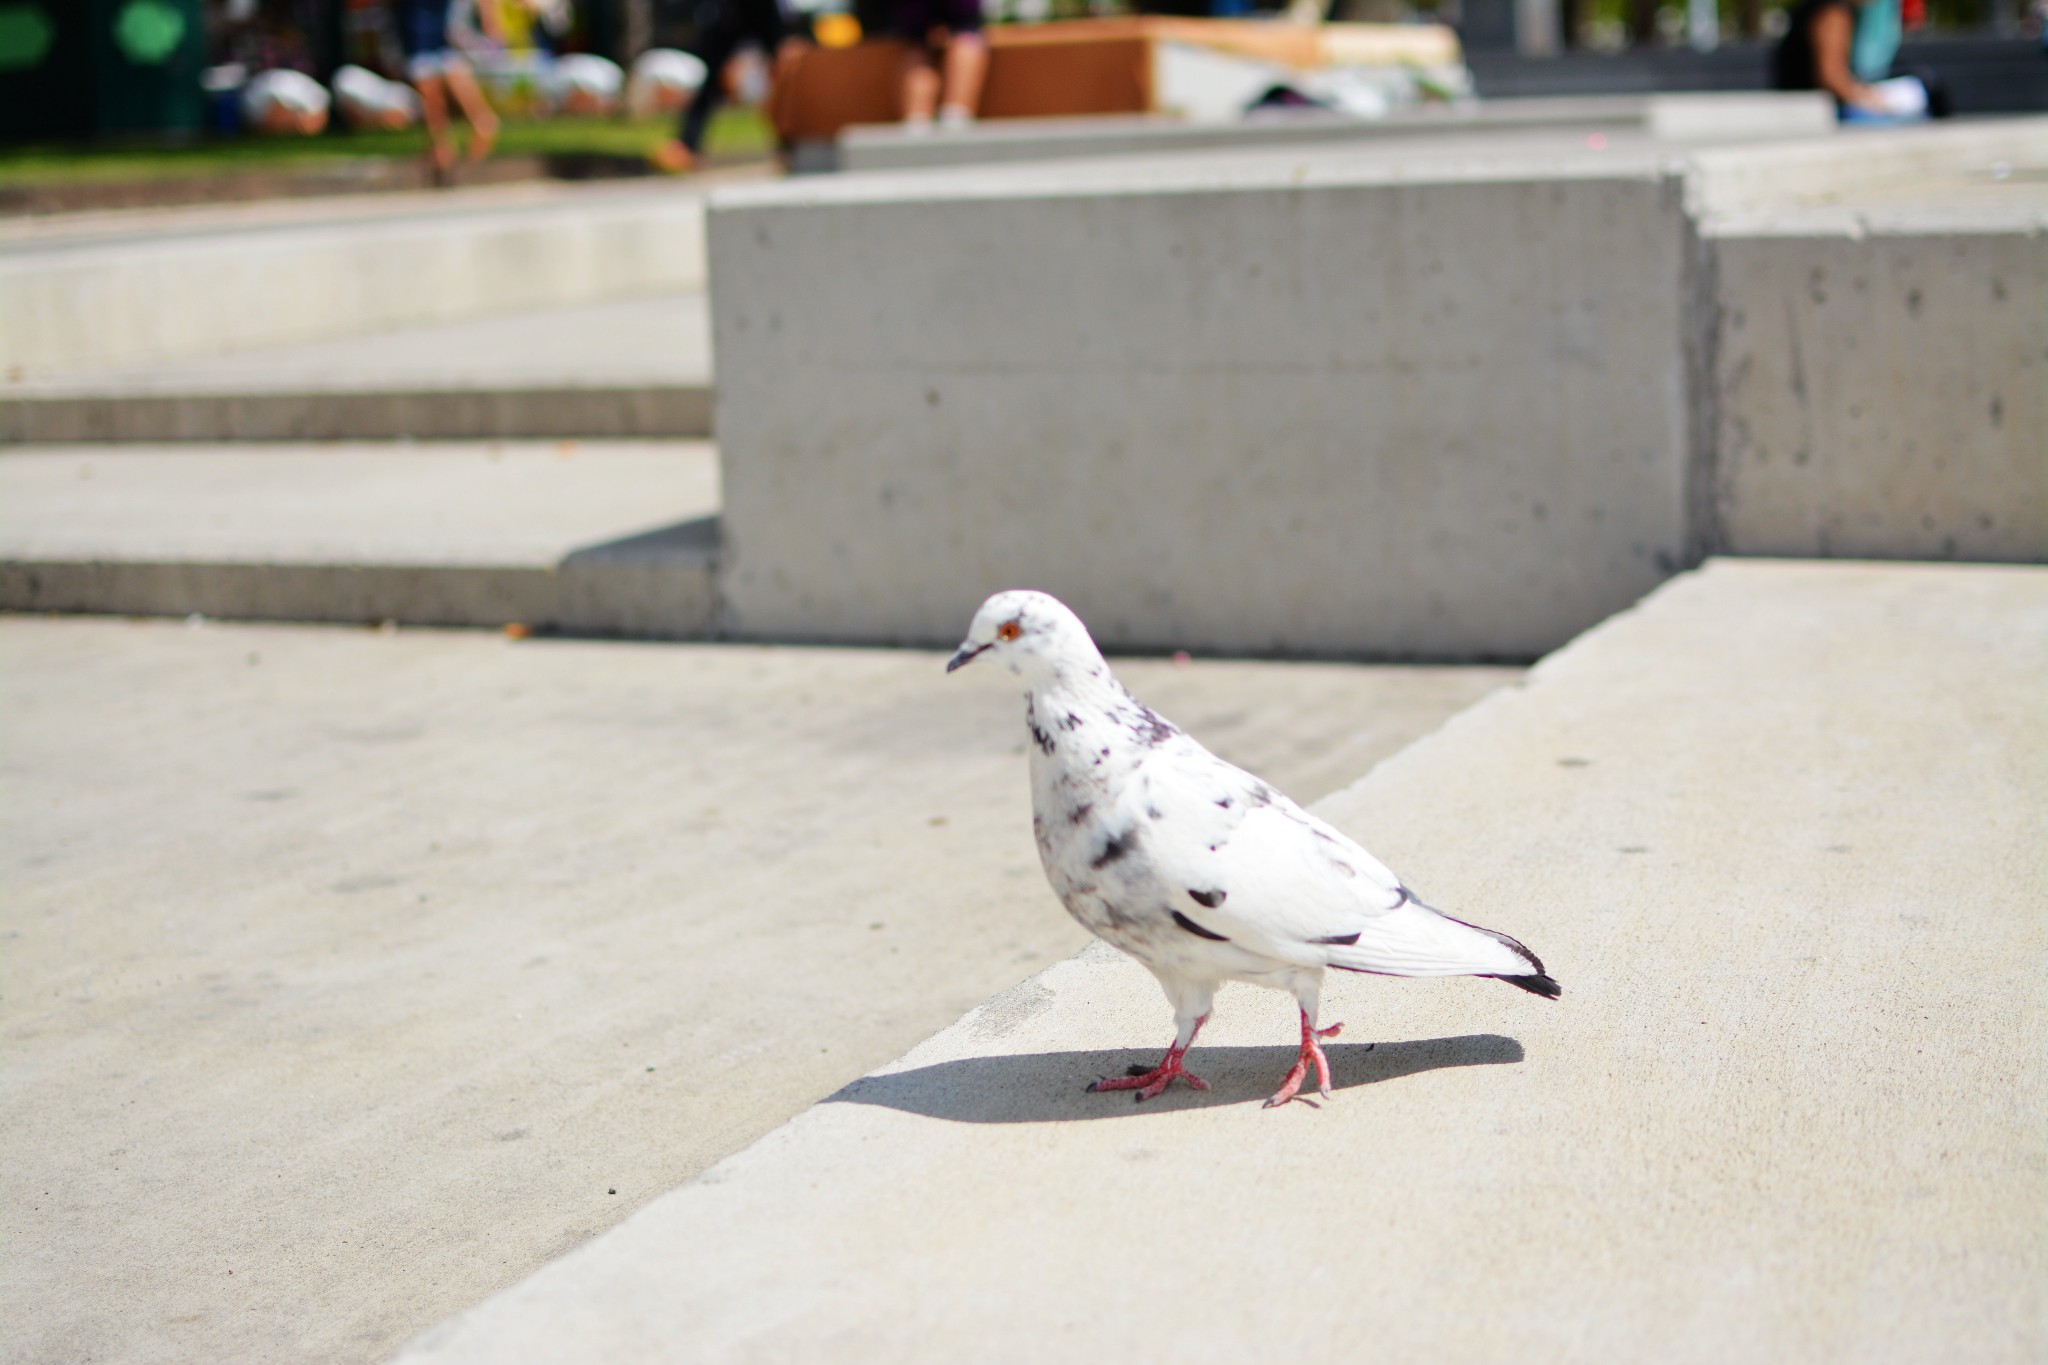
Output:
top-left (1684, 117), bottom-right (2048, 218)
top-left (1705, 201), bottom-right (2048, 562)
top-left (712, 120), bottom-right (2048, 659)
top-left (710, 148), bottom-right (1697, 659)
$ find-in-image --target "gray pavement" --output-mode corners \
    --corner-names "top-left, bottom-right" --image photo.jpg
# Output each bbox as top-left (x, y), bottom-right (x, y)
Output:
top-left (0, 613), bottom-right (1513, 1364)
top-left (0, 442), bottom-right (721, 634)
top-left (392, 558), bottom-right (2048, 1364)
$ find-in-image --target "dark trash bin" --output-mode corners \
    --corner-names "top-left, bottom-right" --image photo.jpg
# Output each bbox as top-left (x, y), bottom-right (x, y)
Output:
top-left (0, 0), bottom-right (206, 140)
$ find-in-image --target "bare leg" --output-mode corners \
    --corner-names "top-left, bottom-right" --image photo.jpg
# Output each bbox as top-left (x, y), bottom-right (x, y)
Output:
top-left (938, 32), bottom-right (987, 119)
top-left (772, 34), bottom-right (808, 84)
top-left (414, 72), bottom-right (456, 178)
top-left (441, 61), bottom-right (499, 162)
top-left (900, 46), bottom-right (940, 123)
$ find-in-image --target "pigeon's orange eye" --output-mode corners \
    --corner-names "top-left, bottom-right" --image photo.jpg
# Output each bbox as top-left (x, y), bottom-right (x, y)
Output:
top-left (997, 620), bottom-right (1022, 642)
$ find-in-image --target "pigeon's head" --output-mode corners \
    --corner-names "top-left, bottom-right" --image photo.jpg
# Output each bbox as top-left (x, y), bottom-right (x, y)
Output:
top-left (946, 590), bottom-right (1101, 685)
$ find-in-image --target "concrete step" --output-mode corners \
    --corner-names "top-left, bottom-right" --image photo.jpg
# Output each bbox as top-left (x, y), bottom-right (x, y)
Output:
top-left (0, 178), bottom-right (729, 379)
top-left (0, 442), bottom-right (720, 635)
top-left (0, 612), bottom-right (1517, 1363)
top-left (1, 294), bottom-right (712, 442)
top-left (392, 558), bottom-right (2048, 1363)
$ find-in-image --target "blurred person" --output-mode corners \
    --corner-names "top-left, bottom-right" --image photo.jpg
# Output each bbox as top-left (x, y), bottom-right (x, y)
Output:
top-left (398, 0), bottom-right (503, 179)
top-left (627, 48), bottom-right (711, 117)
top-left (547, 52), bottom-right (627, 113)
top-left (881, 0), bottom-right (986, 129)
top-left (241, 66), bottom-right (331, 134)
top-left (650, 0), bottom-right (811, 174)
top-left (1772, 0), bottom-right (1941, 122)
top-left (333, 63), bottom-right (423, 129)
top-left (627, 48), bottom-right (709, 116)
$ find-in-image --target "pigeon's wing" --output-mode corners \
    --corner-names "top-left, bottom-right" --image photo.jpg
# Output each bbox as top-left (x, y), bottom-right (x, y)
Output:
top-left (1132, 745), bottom-right (1544, 980)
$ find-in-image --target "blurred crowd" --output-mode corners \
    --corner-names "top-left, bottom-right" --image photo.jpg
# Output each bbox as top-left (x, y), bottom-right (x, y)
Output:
top-left (206, 0), bottom-right (985, 179)
top-left (211, 0), bottom-right (726, 178)
top-left (203, 0), bottom-right (1990, 185)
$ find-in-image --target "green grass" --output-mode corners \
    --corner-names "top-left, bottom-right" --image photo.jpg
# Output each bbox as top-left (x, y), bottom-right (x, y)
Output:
top-left (0, 108), bottom-right (776, 186)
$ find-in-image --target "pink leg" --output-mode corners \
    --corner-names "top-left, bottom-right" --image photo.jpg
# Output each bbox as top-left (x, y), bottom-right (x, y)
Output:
top-left (1088, 1013), bottom-right (1211, 1102)
top-left (1264, 1009), bottom-right (1343, 1108)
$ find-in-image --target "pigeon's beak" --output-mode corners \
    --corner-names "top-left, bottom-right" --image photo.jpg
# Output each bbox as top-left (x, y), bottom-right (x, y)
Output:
top-left (945, 642), bottom-right (990, 673)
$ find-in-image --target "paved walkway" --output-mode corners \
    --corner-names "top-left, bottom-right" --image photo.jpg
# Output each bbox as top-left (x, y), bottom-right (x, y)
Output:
top-left (393, 559), bottom-right (2048, 1364)
top-left (0, 614), bottom-right (1513, 1363)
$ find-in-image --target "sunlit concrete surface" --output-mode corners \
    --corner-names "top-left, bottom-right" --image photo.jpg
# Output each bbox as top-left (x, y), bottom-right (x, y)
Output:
top-left (397, 559), bottom-right (2048, 1365)
top-left (0, 614), bottom-right (1512, 1363)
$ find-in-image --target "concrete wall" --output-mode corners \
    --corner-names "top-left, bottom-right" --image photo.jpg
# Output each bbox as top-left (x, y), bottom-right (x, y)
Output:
top-left (710, 149), bottom-right (1696, 658)
top-left (1705, 203), bottom-right (2048, 561)
top-left (0, 189), bottom-right (707, 375)
top-left (836, 92), bottom-right (1832, 174)
top-left (707, 119), bottom-right (2048, 658)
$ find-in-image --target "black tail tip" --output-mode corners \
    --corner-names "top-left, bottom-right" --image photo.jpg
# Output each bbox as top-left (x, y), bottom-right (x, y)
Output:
top-left (1492, 973), bottom-right (1561, 999)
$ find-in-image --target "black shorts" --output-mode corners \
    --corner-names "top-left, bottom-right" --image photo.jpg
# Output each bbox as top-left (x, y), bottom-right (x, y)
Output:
top-left (872, 0), bottom-right (983, 43)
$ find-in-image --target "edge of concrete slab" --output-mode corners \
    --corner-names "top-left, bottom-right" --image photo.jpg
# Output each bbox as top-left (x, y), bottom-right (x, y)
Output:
top-left (0, 386), bottom-right (713, 443)
top-left (0, 545), bottom-right (719, 637)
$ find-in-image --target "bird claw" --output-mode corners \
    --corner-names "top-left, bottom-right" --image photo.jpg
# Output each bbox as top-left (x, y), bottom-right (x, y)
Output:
top-left (1263, 1011), bottom-right (1341, 1108)
top-left (1089, 1061), bottom-right (1207, 1101)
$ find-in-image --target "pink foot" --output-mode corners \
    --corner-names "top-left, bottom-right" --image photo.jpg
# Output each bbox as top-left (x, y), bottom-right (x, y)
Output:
top-left (1264, 1012), bottom-right (1343, 1108)
top-left (1088, 1014), bottom-right (1210, 1102)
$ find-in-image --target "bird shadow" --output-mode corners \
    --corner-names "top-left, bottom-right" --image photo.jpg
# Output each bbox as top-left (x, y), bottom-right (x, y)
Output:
top-left (823, 1034), bottom-right (1523, 1123)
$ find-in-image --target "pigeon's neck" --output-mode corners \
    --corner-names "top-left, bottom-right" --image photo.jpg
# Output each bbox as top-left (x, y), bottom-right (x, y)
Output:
top-left (1022, 652), bottom-right (1124, 713)
top-left (1023, 651), bottom-right (1181, 779)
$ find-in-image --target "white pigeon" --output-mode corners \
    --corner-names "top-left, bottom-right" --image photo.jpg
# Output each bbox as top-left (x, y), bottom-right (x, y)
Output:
top-left (947, 589), bottom-right (1559, 1108)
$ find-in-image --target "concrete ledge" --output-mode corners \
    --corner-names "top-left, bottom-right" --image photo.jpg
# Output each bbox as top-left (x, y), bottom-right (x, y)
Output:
top-left (836, 92), bottom-right (1833, 173)
top-left (0, 186), bottom-right (709, 375)
top-left (392, 558), bottom-right (2048, 1362)
top-left (1684, 117), bottom-right (2048, 217)
top-left (0, 548), bottom-right (718, 636)
top-left (0, 444), bottom-right (723, 635)
top-left (1706, 202), bottom-right (2048, 562)
top-left (0, 386), bottom-right (714, 443)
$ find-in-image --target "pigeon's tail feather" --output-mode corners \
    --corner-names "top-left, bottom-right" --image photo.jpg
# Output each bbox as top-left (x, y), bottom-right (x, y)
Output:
top-left (1492, 972), bottom-right (1562, 999)
top-left (1324, 899), bottom-right (1556, 990)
